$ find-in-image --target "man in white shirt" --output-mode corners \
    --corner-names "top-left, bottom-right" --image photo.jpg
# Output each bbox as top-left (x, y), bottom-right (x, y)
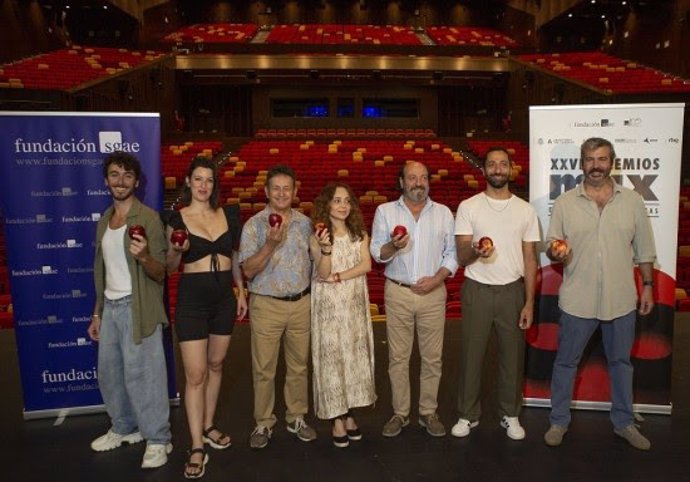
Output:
top-left (453, 147), bottom-right (539, 440)
top-left (370, 161), bottom-right (458, 438)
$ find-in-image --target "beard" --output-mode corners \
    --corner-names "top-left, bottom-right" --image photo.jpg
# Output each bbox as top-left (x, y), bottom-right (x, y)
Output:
top-left (487, 175), bottom-right (509, 189)
top-left (405, 186), bottom-right (428, 202)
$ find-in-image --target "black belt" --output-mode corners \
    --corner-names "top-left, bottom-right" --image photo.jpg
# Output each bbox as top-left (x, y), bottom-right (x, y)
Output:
top-left (387, 278), bottom-right (412, 288)
top-left (269, 287), bottom-right (311, 302)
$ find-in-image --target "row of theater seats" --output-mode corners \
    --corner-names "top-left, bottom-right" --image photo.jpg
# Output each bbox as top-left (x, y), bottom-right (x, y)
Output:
top-left (265, 24), bottom-right (422, 45)
top-left (255, 128), bottom-right (437, 138)
top-left (518, 51), bottom-right (690, 94)
top-left (162, 136), bottom-right (529, 226)
top-left (0, 45), bottom-right (164, 90)
top-left (426, 26), bottom-right (517, 48)
top-left (161, 23), bottom-right (517, 48)
top-left (216, 137), bottom-right (508, 225)
top-left (164, 23), bottom-right (259, 44)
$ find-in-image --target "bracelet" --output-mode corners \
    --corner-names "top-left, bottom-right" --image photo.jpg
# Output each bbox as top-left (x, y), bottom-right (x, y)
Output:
top-left (334, 272), bottom-right (342, 283)
top-left (92, 314), bottom-right (100, 319)
top-left (321, 249), bottom-right (332, 256)
top-left (642, 280), bottom-right (654, 287)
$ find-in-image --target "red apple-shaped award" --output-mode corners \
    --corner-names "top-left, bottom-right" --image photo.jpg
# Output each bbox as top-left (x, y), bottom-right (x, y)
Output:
top-left (128, 224), bottom-right (146, 240)
top-left (392, 225), bottom-right (407, 238)
top-left (551, 239), bottom-right (568, 257)
top-left (170, 229), bottom-right (188, 247)
top-left (315, 222), bottom-right (326, 237)
top-left (478, 236), bottom-right (493, 250)
top-left (268, 213), bottom-right (283, 228)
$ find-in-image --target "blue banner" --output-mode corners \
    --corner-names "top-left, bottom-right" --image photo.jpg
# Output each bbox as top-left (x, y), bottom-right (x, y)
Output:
top-left (0, 112), bottom-right (177, 417)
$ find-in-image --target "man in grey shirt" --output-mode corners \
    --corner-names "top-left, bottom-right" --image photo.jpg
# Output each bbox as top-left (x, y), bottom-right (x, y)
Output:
top-left (544, 137), bottom-right (656, 451)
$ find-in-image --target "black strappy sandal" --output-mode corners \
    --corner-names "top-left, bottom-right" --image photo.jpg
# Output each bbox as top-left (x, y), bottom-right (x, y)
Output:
top-left (202, 426), bottom-right (232, 450)
top-left (184, 448), bottom-right (209, 479)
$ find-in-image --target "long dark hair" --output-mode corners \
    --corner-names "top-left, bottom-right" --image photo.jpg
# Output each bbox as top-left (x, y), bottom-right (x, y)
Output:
top-left (312, 182), bottom-right (366, 243)
top-left (180, 156), bottom-right (220, 209)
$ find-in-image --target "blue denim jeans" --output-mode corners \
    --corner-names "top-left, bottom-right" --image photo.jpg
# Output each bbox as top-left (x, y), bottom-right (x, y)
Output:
top-left (98, 295), bottom-right (171, 444)
top-left (549, 310), bottom-right (636, 430)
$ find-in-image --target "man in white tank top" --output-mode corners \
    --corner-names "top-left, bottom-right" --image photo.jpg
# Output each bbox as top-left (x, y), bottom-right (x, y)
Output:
top-left (452, 147), bottom-right (540, 441)
top-left (87, 152), bottom-right (172, 469)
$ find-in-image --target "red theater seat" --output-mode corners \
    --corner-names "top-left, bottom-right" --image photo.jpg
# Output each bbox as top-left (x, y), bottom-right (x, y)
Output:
top-left (518, 52), bottom-right (690, 95)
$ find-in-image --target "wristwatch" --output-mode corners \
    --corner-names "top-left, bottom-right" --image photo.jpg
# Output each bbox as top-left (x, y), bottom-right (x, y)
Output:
top-left (642, 280), bottom-right (654, 287)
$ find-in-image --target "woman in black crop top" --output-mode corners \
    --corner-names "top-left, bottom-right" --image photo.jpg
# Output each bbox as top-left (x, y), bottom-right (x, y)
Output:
top-left (165, 156), bottom-right (246, 479)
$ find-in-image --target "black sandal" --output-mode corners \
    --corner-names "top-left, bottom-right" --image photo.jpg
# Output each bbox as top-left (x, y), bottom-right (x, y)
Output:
top-left (331, 417), bottom-right (349, 448)
top-left (184, 448), bottom-right (209, 480)
top-left (202, 426), bottom-right (232, 450)
top-left (344, 411), bottom-right (362, 441)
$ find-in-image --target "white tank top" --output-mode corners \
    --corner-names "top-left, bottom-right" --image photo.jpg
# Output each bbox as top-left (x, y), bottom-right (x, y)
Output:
top-left (102, 225), bottom-right (132, 300)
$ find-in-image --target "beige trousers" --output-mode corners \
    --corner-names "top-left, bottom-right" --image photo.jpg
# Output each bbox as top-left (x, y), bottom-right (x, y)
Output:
top-left (384, 280), bottom-right (447, 417)
top-left (249, 293), bottom-right (311, 428)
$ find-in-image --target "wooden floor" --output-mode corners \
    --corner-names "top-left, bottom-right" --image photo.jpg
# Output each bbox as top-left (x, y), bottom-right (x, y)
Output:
top-left (0, 316), bottom-right (688, 482)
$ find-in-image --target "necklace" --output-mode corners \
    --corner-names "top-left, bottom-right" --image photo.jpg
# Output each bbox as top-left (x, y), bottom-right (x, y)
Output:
top-left (483, 193), bottom-right (512, 213)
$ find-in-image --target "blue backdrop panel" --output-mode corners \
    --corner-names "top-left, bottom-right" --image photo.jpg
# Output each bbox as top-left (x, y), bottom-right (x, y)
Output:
top-left (0, 112), bottom-right (177, 417)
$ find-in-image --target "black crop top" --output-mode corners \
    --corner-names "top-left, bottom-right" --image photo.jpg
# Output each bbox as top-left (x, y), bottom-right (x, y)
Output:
top-left (167, 205), bottom-right (241, 270)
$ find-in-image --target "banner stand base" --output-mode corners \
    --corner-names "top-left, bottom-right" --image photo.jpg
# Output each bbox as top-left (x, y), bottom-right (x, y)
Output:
top-left (23, 397), bottom-right (181, 421)
top-left (524, 397), bottom-right (672, 415)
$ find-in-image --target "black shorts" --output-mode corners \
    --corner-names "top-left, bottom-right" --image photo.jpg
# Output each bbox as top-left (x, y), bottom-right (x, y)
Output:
top-left (174, 270), bottom-right (237, 341)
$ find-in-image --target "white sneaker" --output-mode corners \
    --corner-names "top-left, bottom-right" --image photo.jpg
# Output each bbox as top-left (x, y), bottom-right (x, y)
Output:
top-left (90, 429), bottom-right (143, 452)
top-left (451, 418), bottom-right (479, 438)
top-left (500, 416), bottom-right (526, 440)
top-left (141, 442), bottom-right (173, 469)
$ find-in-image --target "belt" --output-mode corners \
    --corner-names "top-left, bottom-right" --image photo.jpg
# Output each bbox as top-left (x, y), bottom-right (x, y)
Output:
top-left (269, 287), bottom-right (311, 302)
top-left (387, 278), bottom-right (412, 288)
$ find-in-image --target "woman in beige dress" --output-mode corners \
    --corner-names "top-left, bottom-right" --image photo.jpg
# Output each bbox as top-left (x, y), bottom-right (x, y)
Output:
top-left (310, 182), bottom-right (376, 448)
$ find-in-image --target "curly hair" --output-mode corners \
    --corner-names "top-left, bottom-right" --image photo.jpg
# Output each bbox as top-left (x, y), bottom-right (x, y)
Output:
top-left (311, 182), bottom-right (366, 243)
top-left (180, 156), bottom-right (220, 209)
top-left (103, 151), bottom-right (141, 180)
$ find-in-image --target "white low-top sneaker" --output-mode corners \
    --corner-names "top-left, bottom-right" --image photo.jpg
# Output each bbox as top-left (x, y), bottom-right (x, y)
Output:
top-left (500, 416), bottom-right (526, 440)
top-left (450, 418), bottom-right (479, 438)
top-left (141, 442), bottom-right (173, 469)
top-left (90, 429), bottom-right (143, 452)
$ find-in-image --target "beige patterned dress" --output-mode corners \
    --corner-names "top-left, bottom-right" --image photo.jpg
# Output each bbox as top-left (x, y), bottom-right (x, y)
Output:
top-left (311, 235), bottom-right (376, 420)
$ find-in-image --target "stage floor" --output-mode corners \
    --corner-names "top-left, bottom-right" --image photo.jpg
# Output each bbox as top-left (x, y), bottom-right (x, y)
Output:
top-left (0, 317), bottom-right (688, 482)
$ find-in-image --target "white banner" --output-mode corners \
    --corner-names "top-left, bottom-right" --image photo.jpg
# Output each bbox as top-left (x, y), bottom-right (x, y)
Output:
top-left (526, 103), bottom-right (684, 413)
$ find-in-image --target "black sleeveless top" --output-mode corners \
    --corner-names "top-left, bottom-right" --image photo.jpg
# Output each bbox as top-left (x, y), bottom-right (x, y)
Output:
top-left (167, 205), bottom-right (241, 271)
